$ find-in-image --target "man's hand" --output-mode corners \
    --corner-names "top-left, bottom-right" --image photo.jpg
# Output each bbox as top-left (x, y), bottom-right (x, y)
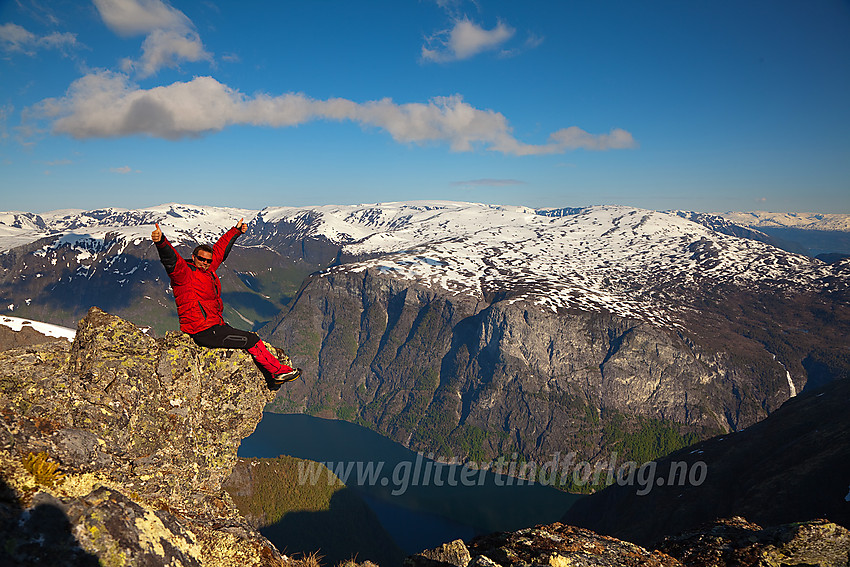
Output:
top-left (151, 223), bottom-right (162, 242)
top-left (236, 218), bottom-right (247, 234)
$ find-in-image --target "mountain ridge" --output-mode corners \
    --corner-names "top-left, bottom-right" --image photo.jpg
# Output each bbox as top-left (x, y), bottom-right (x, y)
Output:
top-left (4, 201), bottom-right (846, 330)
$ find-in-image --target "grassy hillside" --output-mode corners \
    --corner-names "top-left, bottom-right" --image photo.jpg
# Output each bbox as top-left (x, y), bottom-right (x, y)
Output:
top-left (224, 455), bottom-right (405, 567)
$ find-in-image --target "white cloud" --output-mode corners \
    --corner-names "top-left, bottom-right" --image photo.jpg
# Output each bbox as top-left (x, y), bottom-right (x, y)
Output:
top-left (422, 18), bottom-right (514, 62)
top-left (110, 165), bottom-right (138, 174)
top-left (31, 71), bottom-right (637, 155)
top-left (501, 33), bottom-right (545, 58)
top-left (92, 0), bottom-right (190, 36)
top-left (93, 0), bottom-right (212, 77)
top-left (0, 22), bottom-right (79, 56)
top-left (548, 126), bottom-right (638, 152)
top-left (122, 29), bottom-right (213, 77)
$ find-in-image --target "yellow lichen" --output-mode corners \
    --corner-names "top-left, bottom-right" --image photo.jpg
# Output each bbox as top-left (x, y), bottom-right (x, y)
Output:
top-left (134, 507), bottom-right (202, 561)
top-left (60, 472), bottom-right (111, 498)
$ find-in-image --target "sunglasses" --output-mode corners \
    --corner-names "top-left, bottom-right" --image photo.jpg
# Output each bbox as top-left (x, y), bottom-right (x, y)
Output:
top-left (194, 254), bottom-right (213, 265)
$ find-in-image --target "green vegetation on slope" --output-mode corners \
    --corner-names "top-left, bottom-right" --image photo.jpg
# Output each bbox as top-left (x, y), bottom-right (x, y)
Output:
top-left (224, 455), bottom-right (404, 567)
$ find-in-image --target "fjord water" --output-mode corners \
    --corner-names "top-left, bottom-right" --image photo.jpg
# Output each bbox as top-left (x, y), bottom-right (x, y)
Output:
top-left (239, 412), bottom-right (581, 553)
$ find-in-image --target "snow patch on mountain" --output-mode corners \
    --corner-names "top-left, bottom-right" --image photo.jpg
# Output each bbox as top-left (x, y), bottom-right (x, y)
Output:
top-left (0, 315), bottom-right (76, 341)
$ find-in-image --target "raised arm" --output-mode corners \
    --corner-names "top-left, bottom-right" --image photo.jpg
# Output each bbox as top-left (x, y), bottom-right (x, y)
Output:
top-left (153, 223), bottom-right (189, 282)
top-left (210, 218), bottom-right (245, 270)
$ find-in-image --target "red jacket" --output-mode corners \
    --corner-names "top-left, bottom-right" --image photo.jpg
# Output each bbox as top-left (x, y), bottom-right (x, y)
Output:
top-left (155, 227), bottom-right (242, 335)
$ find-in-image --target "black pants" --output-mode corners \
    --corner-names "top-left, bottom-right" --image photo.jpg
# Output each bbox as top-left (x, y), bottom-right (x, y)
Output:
top-left (190, 324), bottom-right (260, 350)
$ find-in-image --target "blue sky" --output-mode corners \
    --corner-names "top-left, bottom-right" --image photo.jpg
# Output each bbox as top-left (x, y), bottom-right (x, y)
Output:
top-left (1, 0), bottom-right (849, 214)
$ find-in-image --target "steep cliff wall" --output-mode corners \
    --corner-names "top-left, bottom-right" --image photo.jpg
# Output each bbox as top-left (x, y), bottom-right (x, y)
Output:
top-left (262, 267), bottom-right (823, 467)
top-left (0, 307), bottom-right (288, 566)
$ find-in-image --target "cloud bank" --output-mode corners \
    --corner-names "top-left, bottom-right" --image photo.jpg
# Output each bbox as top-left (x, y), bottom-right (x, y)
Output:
top-left (31, 71), bottom-right (637, 155)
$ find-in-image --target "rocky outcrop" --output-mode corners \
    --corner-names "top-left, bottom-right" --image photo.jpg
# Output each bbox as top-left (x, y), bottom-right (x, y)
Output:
top-left (262, 267), bottom-right (848, 466)
top-left (406, 519), bottom-right (850, 567)
top-left (0, 307), bottom-right (290, 566)
top-left (658, 516), bottom-right (850, 567)
top-left (0, 321), bottom-right (66, 351)
top-left (405, 523), bottom-right (681, 567)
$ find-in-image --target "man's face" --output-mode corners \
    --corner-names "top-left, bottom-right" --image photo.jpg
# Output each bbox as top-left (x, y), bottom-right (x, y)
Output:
top-left (193, 251), bottom-right (213, 271)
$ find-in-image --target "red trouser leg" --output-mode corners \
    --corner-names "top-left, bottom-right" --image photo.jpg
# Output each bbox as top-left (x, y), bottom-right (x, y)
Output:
top-left (247, 340), bottom-right (293, 376)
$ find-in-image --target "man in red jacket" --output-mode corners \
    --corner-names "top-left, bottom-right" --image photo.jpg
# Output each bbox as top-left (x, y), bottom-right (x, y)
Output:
top-left (152, 219), bottom-right (301, 385)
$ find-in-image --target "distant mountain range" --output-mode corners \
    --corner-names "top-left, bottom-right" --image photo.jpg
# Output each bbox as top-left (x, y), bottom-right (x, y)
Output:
top-left (2, 202), bottom-right (849, 465)
top-left (716, 211), bottom-right (850, 258)
top-left (719, 211), bottom-right (850, 232)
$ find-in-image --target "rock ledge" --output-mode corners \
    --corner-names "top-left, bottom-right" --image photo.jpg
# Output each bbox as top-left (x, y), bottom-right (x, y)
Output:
top-left (0, 307), bottom-right (288, 566)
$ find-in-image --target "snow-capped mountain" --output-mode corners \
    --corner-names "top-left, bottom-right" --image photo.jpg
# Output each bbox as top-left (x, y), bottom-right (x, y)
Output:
top-left (253, 202), bottom-right (849, 465)
top-left (716, 211), bottom-right (850, 258)
top-left (0, 204), bottom-right (290, 333)
top-left (1, 201), bottom-right (847, 332)
top-left (239, 201), bottom-right (844, 329)
top-left (305, 204), bottom-right (843, 328)
top-left (0, 203), bottom-right (253, 253)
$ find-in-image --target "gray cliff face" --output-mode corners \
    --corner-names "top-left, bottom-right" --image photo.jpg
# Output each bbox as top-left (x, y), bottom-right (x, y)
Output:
top-left (0, 307), bottom-right (289, 566)
top-left (263, 267), bottom-right (807, 465)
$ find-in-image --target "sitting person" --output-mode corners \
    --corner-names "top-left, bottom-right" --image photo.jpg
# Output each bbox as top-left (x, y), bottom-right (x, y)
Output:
top-left (151, 219), bottom-right (300, 385)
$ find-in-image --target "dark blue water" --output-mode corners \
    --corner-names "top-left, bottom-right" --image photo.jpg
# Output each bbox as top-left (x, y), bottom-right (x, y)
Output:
top-left (239, 412), bottom-right (582, 553)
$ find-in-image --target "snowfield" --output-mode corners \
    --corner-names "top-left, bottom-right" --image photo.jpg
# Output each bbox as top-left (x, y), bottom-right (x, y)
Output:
top-left (311, 204), bottom-right (842, 326)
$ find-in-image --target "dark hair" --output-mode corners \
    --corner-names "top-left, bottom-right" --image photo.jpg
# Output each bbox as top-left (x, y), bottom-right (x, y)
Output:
top-left (193, 244), bottom-right (213, 257)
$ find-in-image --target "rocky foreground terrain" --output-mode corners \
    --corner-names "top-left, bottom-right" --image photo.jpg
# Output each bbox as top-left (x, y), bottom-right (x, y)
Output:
top-left (0, 308), bottom-right (287, 566)
top-left (407, 518), bottom-right (850, 567)
top-left (2, 309), bottom-right (848, 566)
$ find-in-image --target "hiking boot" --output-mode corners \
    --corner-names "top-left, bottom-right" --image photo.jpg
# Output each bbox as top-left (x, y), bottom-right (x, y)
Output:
top-left (273, 367), bottom-right (302, 384)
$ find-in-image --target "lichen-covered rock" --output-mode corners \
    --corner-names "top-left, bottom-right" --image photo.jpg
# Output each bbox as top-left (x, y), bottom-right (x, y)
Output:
top-left (0, 307), bottom-right (290, 566)
top-left (405, 519), bottom-right (850, 567)
top-left (406, 523), bottom-right (683, 567)
top-left (406, 539), bottom-right (471, 567)
top-left (658, 516), bottom-right (850, 567)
